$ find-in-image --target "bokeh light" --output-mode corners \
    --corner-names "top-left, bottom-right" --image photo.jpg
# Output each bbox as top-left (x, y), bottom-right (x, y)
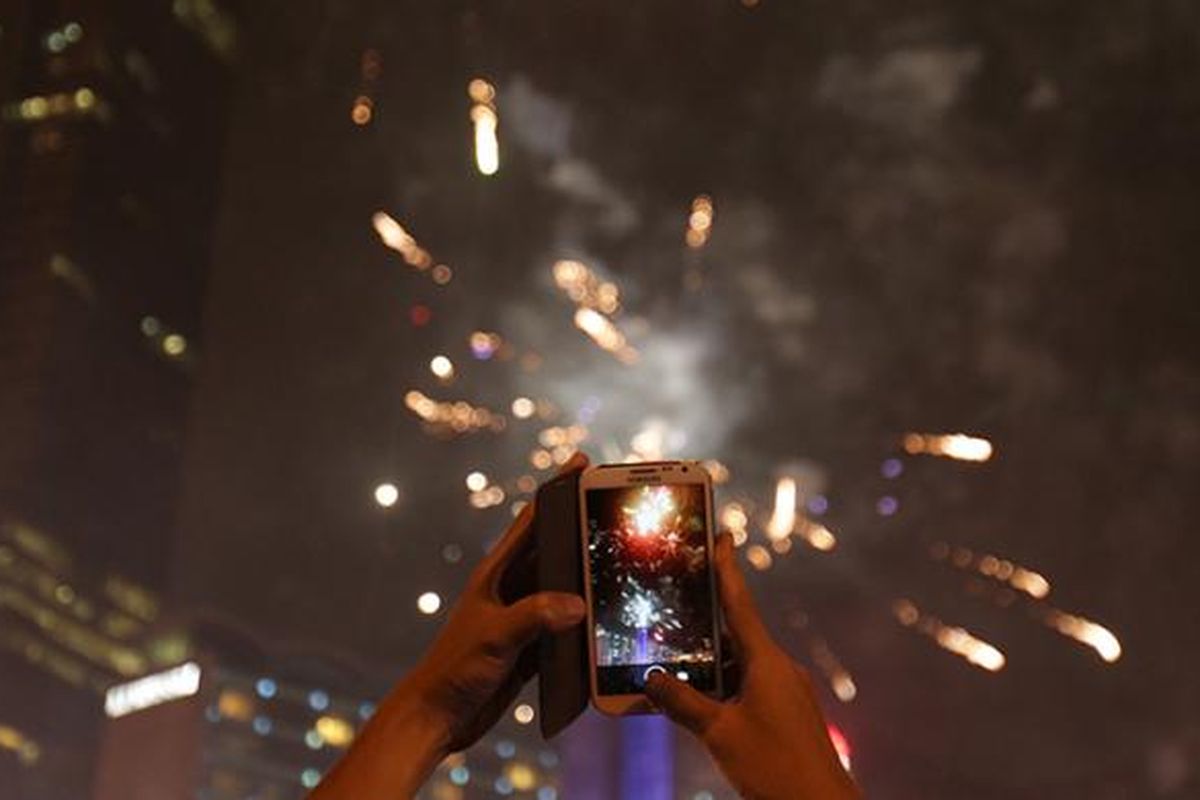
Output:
top-left (416, 592), bottom-right (442, 615)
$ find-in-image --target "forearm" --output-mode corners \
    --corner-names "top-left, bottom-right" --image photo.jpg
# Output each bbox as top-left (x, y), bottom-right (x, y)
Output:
top-left (310, 681), bottom-right (450, 800)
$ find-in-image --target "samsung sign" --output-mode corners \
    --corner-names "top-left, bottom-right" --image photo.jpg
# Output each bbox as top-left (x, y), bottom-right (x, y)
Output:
top-left (104, 662), bottom-right (202, 718)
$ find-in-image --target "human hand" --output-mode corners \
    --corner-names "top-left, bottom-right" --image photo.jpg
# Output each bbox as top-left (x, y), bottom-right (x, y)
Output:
top-left (401, 453), bottom-right (589, 752)
top-left (312, 455), bottom-right (588, 800)
top-left (645, 533), bottom-right (862, 800)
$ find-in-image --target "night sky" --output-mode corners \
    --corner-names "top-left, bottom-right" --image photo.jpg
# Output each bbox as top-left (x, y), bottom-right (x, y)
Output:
top-left (171, 1), bottom-right (1200, 796)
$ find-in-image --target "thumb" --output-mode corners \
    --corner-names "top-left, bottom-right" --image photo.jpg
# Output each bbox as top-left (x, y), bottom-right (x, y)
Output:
top-left (645, 672), bottom-right (719, 736)
top-left (497, 592), bottom-right (586, 650)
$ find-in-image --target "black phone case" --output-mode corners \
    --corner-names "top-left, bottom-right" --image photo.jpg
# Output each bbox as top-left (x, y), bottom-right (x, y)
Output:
top-left (534, 470), bottom-right (589, 739)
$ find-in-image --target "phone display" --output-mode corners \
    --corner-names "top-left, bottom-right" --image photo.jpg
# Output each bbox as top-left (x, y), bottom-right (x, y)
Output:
top-left (584, 480), bottom-right (718, 697)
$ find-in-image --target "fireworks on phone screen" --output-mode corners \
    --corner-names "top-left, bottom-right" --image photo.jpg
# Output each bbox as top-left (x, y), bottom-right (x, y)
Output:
top-left (586, 483), bottom-right (716, 694)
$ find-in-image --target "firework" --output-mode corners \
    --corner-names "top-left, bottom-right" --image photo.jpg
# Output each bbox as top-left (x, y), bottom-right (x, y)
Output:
top-left (623, 485), bottom-right (676, 538)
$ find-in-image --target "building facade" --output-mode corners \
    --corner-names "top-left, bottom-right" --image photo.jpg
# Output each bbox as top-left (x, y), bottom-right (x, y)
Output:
top-left (0, 1), bottom-right (238, 795)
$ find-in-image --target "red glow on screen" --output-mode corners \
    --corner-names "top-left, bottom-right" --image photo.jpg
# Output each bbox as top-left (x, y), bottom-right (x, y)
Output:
top-left (827, 723), bottom-right (852, 771)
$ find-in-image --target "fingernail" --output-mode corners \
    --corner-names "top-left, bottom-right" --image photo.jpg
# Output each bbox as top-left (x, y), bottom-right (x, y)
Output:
top-left (546, 595), bottom-right (586, 625)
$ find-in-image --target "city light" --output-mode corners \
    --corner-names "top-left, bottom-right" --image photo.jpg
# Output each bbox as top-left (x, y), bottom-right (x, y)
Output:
top-left (3, 88), bottom-right (104, 123)
top-left (314, 715), bottom-right (355, 747)
top-left (217, 689), bottom-right (254, 721)
top-left (506, 762), bottom-right (538, 791)
top-left (161, 333), bottom-right (187, 357)
top-left (469, 78), bottom-right (500, 175)
top-left (0, 724), bottom-right (40, 766)
top-left (308, 689), bottom-right (330, 711)
top-left (903, 433), bottom-right (994, 462)
top-left (417, 591), bottom-right (442, 615)
top-left (104, 661), bottom-right (202, 718)
top-left (373, 482), bottom-right (399, 508)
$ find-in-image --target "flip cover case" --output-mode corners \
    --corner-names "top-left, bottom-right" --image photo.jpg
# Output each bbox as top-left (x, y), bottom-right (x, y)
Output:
top-left (534, 470), bottom-right (588, 739)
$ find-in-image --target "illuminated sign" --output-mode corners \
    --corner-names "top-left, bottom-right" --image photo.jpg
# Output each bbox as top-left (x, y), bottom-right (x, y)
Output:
top-left (104, 662), bottom-right (201, 718)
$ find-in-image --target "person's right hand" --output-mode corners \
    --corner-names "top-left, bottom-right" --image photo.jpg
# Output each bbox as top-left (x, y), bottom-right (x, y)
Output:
top-left (645, 533), bottom-right (862, 800)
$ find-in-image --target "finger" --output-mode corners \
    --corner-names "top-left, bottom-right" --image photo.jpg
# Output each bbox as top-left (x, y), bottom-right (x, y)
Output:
top-left (490, 591), bottom-right (585, 653)
top-left (645, 673), bottom-right (720, 735)
top-left (473, 501), bottom-right (535, 593)
top-left (497, 538), bottom-right (538, 605)
top-left (476, 452), bottom-right (590, 592)
top-left (714, 531), bottom-right (772, 658)
top-left (556, 450), bottom-right (589, 474)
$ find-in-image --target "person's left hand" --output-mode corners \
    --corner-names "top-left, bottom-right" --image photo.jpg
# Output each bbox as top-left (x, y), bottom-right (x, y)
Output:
top-left (312, 454), bottom-right (588, 800)
top-left (402, 452), bottom-right (588, 751)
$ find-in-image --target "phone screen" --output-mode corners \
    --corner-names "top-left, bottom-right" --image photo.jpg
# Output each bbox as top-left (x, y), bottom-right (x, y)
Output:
top-left (585, 482), bottom-right (717, 695)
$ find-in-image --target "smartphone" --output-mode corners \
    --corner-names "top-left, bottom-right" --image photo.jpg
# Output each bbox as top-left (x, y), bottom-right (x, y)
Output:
top-left (579, 460), bottom-right (722, 714)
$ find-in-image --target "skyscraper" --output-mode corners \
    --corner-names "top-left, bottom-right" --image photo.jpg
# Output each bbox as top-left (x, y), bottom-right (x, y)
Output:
top-left (0, 1), bottom-right (239, 795)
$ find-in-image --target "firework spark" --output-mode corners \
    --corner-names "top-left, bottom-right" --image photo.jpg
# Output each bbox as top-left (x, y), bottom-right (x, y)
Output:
top-left (903, 433), bottom-right (994, 462)
top-left (893, 599), bottom-right (1006, 672)
top-left (1042, 609), bottom-right (1122, 663)
top-left (766, 477), bottom-right (797, 540)
top-left (930, 542), bottom-right (1052, 599)
top-left (623, 486), bottom-right (677, 538)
